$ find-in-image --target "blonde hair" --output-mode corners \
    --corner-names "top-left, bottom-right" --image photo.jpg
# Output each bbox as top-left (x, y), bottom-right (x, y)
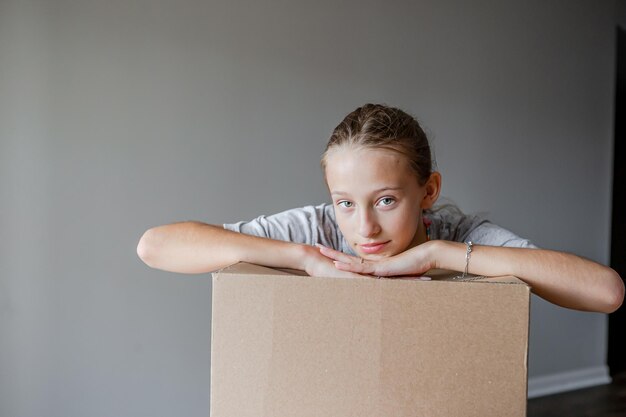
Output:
top-left (321, 103), bottom-right (433, 185)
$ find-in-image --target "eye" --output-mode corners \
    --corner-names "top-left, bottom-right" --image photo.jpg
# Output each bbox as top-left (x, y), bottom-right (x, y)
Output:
top-left (337, 200), bottom-right (354, 208)
top-left (377, 197), bottom-right (396, 207)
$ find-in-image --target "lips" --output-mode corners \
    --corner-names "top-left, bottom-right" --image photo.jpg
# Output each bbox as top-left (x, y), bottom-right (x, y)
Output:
top-left (360, 241), bottom-right (390, 254)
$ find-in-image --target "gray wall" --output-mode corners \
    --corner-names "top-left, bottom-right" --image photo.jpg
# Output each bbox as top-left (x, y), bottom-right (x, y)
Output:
top-left (0, 0), bottom-right (617, 416)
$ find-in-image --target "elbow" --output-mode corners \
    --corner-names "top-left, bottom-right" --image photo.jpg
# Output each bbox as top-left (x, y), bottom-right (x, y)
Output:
top-left (137, 227), bottom-right (162, 269)
top-left (599, 268), bottom-right (624, 314)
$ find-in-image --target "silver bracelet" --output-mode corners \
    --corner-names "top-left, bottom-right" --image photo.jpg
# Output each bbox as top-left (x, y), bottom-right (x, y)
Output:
top-left (458, 241), bottom-right (473, 280)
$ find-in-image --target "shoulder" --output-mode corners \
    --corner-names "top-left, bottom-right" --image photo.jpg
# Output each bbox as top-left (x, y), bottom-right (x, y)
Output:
top-left (222, 203), bottom-right (342, 247)
top-left (224, 203), bottom-right (334, 226)
top-left (425, 204), bottom-right (486, 242)
top-left (262, 203), bottom-right (336, 226)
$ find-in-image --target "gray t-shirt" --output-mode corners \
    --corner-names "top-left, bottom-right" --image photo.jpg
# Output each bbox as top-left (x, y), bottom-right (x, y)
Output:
top-left (223, 203), bottom-right (537, 256)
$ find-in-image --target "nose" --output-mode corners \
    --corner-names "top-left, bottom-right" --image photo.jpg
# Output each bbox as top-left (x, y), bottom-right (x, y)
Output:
top-left (358, 208), bottom-right (381, 238)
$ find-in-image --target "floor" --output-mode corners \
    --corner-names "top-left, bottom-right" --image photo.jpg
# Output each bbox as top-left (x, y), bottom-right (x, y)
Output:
top-left (527, 372), bottom-right (626, 417)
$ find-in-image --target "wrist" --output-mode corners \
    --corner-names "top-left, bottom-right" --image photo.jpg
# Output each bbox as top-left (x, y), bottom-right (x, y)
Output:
top-left (424, 240), bottom-right (453, 270)
top-left (435, 240), bottom-right (473, 273)
top-left (237, 236), bottom-right (314, 271)
top-left (294, 243), bottom-right (318, 272)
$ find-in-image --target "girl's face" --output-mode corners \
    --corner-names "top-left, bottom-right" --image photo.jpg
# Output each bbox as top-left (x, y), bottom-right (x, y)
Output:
top-left (325, 146), bottom-right (434, 260)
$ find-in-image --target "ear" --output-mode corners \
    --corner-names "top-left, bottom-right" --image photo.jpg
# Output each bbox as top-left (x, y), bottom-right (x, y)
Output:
top-left (420, 172), bottom-right (441, 209)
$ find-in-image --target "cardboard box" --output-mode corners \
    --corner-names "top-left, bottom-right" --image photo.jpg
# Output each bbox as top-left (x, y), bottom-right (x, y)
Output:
top-left (211, 262), bottom-right (530, 417)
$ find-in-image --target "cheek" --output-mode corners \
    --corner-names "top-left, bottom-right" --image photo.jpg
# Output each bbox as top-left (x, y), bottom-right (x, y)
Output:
top-left (334, 213), bottom-right (355, 238)
top-left (385, 208), bottom-right (419, 237)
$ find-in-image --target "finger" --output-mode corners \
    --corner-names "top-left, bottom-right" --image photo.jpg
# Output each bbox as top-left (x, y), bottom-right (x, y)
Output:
top-left (334, 259), bottom-right (398, 277)
top-left (316, 244), bottom-right (360, 264)
top-left (334, 260), bottom-right (379, 275)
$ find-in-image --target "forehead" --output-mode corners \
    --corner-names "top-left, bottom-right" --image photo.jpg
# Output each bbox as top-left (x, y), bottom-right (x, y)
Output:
top-left (325, 146), bottom-right (418, 194)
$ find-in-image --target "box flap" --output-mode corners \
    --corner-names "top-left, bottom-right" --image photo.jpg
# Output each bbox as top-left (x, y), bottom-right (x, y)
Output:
top-left (217, 262), bottom-right (301, 276)
top-left (217, 262), bottom-right (529, 286)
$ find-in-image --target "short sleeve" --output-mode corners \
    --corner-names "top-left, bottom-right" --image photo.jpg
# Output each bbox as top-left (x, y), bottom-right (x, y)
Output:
top-left (223, 204), bottom-right (345, 250)
top-left (465, 221), bottom-right (538, 249)
top-left (426, 205), bottom-right (538, 249)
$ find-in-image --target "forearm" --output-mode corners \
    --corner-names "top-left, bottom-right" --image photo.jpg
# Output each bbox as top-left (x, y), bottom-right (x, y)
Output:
top-left (431, 240), bottom-right (624, 313)
top-left (137, 221), bottom-right (309, 274)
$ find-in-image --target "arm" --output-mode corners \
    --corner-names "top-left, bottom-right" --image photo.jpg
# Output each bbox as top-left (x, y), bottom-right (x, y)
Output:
top-left (319, 242), bottom-right (624, 313)
top-left (431, 241), bottom-right (624, 314)
top-left (137, 221), bottom-right (361, 278)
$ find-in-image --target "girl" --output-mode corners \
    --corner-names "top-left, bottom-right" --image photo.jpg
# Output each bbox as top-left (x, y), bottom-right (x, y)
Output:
top-left (137, 104), bottom-right (624, 313)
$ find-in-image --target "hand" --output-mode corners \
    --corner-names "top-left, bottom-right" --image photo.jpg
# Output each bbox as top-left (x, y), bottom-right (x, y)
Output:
top-left (317, 242), bottom-right (436, 278)
top-left (301, 245), bottom-right (368, 279)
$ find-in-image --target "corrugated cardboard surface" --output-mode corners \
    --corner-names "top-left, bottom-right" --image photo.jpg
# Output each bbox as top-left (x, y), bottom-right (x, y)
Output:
top-left (211, 263), bottom-right (530, 417)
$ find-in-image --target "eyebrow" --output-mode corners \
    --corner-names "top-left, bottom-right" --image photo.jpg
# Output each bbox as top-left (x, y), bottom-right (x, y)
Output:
top-left (331, 187), bottom-right (404, 196)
